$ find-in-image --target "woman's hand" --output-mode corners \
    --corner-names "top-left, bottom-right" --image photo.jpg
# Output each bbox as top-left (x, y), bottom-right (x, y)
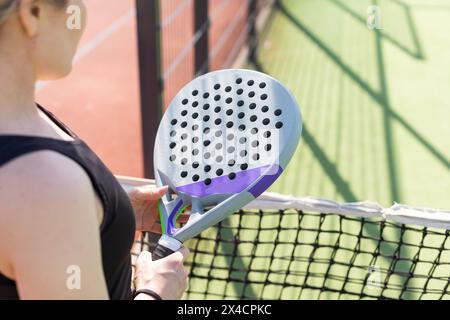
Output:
top-left (127, 185), bottom-right (168, 234)
top-left (134, 247), bottom-right (190, 300)
top-left (127, 185), bottom-right (190, 235)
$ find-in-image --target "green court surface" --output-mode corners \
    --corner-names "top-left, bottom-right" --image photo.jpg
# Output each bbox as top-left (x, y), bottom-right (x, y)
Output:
top-left (182, 0), bottom-right (450, 300)
top-left (250, 0), bottom-right (450, 209)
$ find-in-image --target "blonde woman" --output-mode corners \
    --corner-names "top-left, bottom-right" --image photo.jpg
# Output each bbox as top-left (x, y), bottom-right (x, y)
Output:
top-left (0, 0), bottom-right (189, 300)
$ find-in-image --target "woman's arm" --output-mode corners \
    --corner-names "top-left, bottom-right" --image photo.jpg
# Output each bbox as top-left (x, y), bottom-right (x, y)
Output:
top-left (0, 151), bottom-right (109, 299)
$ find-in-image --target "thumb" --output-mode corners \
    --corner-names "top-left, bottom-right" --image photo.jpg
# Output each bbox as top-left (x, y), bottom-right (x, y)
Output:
top-left (136, 250), bottom-right (153, 265)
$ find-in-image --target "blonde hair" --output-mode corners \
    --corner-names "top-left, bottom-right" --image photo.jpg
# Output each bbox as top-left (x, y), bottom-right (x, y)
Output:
top-left (0, 0), bottom-right (18, 27)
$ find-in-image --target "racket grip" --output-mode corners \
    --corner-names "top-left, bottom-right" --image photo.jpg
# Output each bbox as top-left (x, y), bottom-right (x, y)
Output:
top-left (151, 234), bottom-right (182, 261)
top-left (152, 244), bottom-right (175, 261)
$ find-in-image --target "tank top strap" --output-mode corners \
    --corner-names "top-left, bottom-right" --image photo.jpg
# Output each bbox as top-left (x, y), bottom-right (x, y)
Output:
top-left (36, 104), bottom-right (79, 139)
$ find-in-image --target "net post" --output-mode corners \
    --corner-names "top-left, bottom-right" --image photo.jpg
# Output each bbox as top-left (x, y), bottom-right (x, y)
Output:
top-left (248, 0), bottom-right (258, 63)
top-left (136, 0), bottom-right (163, 179)
top-left (194, 0), bottom-right (209, 76)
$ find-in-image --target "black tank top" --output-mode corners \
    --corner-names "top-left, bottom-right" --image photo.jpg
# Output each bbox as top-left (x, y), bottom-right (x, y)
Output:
top-left (0, 105), bottom-right (136, 300)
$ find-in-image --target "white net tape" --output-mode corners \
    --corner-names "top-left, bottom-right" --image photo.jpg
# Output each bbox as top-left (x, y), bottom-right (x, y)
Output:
top-left (117, 176), bottom-right (450, 230)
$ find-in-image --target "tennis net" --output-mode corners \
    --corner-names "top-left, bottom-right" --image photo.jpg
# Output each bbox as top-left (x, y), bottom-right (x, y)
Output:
top-left (123, 177), bottom-right (450, 300)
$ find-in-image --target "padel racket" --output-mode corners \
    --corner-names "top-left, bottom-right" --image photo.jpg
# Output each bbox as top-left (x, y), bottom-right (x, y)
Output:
top-left (152, 69), bottom-right (302, 260)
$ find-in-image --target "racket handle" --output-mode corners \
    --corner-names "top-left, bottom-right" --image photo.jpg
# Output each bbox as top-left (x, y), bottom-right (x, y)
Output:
top-left (151, 234), bottom-right (183, 261)
top-left (152, 244), bottom-right (175, 260)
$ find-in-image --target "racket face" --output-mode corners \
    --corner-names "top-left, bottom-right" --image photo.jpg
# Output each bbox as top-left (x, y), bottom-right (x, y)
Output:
top-left (154, 69), bottom-right (302, 238)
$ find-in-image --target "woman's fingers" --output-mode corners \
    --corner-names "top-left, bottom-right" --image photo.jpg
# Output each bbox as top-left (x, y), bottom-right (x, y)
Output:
top-left (136, 250), bottom-right (152, 265)
top-left (132, 185), bottom-right (168, 200)
top-left (134, 247), bottom-right (190, 299)
top-left (178, 246), bottom-right (190, 261)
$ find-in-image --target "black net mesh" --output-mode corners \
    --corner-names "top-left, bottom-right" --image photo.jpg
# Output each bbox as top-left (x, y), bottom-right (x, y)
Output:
top-left (132, 209), bottom-right (450, 300)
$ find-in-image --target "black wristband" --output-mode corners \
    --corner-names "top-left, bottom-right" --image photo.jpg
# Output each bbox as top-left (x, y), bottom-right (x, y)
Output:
top-left (133, 289), bottom-right (163, 300)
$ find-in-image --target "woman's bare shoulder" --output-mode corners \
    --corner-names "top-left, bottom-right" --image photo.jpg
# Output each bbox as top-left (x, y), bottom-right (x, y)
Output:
top-left (0, 150), bottom-right (99, 237)
top-left (0, 150), bottom-right (94, 202)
